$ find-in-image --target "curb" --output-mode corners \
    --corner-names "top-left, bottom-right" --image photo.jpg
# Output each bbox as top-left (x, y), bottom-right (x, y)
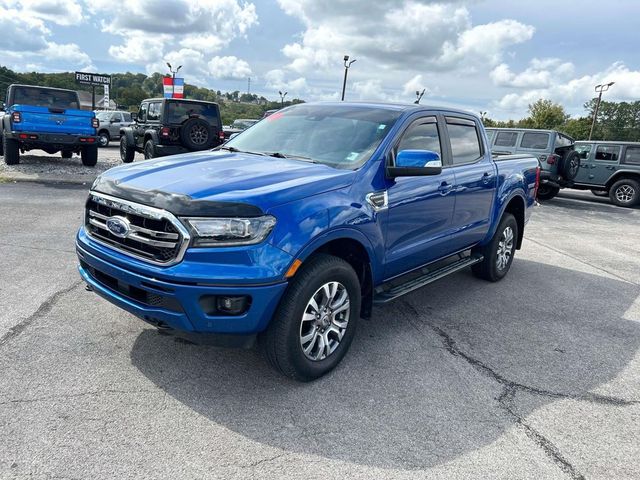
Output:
top-left (0, 172), bottom-right (96, 186)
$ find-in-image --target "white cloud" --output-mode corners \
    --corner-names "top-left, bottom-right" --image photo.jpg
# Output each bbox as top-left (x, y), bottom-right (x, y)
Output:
top-left (493, 62), bottom-right (640, 115)
top-left (402, 75), bottom-right (429, 97)
top-left (3, 0), bottom-right (85, 26)
top-left (208, 56), bottom-right (252, 80)
top-left (491, 58), bottom-right (574, 88)
top-left (264, 69), bottom-right (307, 95)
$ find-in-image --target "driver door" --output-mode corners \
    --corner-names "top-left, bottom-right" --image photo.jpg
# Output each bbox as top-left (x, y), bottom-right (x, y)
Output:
top-left (383, 115), bottom-right (456, 279)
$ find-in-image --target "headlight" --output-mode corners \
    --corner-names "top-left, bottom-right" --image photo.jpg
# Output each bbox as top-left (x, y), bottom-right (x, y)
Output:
top-left (183, 216), bottom-right (276, 247)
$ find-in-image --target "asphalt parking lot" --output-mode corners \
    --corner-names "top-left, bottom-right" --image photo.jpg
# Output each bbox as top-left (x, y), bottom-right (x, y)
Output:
top-left (0, 181), bottom-right (638, 479)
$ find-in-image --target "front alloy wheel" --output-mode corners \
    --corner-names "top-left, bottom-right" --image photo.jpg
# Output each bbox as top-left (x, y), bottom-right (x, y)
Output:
top-left (300, 282), bottom-right (350, 361)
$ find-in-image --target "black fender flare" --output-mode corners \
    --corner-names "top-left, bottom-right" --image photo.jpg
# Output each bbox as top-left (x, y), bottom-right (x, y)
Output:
top-left (119, 127), bottom-right (135, 147)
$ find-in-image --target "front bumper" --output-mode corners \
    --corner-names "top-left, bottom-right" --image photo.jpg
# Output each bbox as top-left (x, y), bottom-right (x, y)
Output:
top-left (76, 232), bottom-right (290, 342)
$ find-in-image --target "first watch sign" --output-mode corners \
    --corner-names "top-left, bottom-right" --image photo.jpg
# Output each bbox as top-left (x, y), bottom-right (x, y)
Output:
top-left (75, 72), bottom-right (111, 86)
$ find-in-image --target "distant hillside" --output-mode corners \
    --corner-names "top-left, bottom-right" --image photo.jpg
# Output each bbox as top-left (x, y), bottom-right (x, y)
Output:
top-left (0, 66), bottom-right (303, 124)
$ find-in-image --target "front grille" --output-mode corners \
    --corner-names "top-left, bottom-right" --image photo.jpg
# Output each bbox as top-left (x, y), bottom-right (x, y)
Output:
top-left (85, 192), bottom-right (190, 266)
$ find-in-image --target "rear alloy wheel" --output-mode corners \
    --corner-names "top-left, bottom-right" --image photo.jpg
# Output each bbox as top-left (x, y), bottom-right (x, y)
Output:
top-left (609, 179), bottom-right (640, 208)
top-left (98, 131), bottom-right (110, 147)
top-left (144, 139), bottom-right (156, 160)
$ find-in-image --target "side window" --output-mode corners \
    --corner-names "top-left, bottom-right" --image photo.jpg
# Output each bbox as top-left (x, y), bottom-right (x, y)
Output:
top-left (147, 102), bottom-right (161, 122)
top-left (594, 145), bottom-right (621, 162)
top-left (123, 112), bottom-right (132, 122)
top-left (520, 132), bottom-right (549, 149)
top-left (485, 130), bottom-right (496, 144)
top-left (138, 103), bottom-right (148, 123)
top-left (623, 146), bottom-right (640, 165)
top-left (495, 131), bottom-right (518, 147)
top-left (110, 113), bottom-right (119, 123)
top-left (395, 117), bottom-right (441, 159)
top-left (446, 118), bottom-right (482, 165)
top-left (574, 144), bottom-right (592, 160)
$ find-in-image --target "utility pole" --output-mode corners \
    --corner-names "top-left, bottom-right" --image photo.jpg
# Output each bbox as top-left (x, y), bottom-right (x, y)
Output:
top-left (589, 81), bottom-right (614, 140)
top-left (341, 55), bottom-right (356, 101)
top-left (414, 89), bottom-right (425, 104)
top-left (248, 77), bottom-right (251, 95)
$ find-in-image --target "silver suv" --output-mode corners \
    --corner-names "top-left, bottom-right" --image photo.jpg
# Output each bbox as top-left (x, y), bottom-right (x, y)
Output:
top-left (94, 110), bottom-right (134, 147)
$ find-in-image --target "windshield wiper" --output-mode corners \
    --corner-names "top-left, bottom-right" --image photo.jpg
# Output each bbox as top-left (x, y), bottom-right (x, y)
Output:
top-left (263, 152), bottom-right (316, 162)
top-left (217, 146), bottom-right (267, 156)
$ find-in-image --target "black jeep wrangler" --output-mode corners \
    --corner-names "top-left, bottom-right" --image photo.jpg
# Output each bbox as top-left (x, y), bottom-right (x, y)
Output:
top-left (119, 98), bottom-right (224, 162)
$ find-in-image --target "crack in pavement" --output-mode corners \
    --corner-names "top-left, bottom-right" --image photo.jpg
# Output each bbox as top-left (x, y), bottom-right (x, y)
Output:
top-left (0, 388), bottom-right (157, 406)
top-left (525, 236), bottom-right (639, 287)
top-left (399, 300), bottom-right (639, 480)
top-left (0, 279), bottom-right (83, 348)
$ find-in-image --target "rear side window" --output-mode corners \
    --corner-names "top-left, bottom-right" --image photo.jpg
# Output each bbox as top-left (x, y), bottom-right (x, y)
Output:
top-left (495, 131), bottom-right (518, 147)
top-left (165, 102), bottom-right (221, 127)
top-left (595, 145), bottom-right (621, 162)
top-left (147, 102), bottom-right (161, 121)
top-left (122, 112), bottom-right (132, 122)
top-left (520, 133), bottom-right (549, 149)
top-left (623, 146), bottom-right (640, 165)
top-left (446, 119), bottom-right (482, 164)
top-left (575, 144), bottom-right (592, 160)
top-left (12, 86), bottom-right (79, 110)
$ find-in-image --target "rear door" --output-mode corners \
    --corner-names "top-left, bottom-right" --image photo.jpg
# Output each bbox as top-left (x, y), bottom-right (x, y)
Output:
top-left (591, 144), bottom-right (622, 185)
top-left (573, 143), bottom-right (595, 184)
top-left (445, 116), bottom-right (497, 251)
top-left (383, 115), bottom-right (456, 278)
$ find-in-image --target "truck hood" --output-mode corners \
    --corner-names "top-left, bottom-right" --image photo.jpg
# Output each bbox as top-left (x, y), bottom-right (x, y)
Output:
top-left (92, 150), bottom-right (357, 216)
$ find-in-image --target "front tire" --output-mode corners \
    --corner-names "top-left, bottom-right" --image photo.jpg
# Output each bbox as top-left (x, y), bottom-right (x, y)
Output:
top-left (472, 213), bottom-right (518, 282)
top-left (591, 189), bottom-right (608, 197)
top-left (609, 179), bottom-right (640, 207)
top-left (120, 136), bottom-right (135, 163)
top-left (537, 184), bottom-right (560, 201)
top-left (259, 254), bottom-right (361, 381)
top-left (81, 145), bottom-right (98, 166)
top-left (3, 136), bottom-right (19, 165)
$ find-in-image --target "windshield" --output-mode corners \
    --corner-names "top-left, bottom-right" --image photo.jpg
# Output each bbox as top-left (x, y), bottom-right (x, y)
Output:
top-left (224, 104), bottom-right (401, 169)
top-left (12, 86), bottom-right (79, 109)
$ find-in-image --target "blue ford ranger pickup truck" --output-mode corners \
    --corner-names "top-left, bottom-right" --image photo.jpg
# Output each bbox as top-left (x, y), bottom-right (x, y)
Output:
top-left (76, 102), bottom-right (539, 381)
top-left (1, 84), bottom-right (99, 166)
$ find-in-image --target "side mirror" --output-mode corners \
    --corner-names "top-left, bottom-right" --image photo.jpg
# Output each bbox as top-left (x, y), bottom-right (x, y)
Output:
top-left (387, 150), bottom-right (443, 177)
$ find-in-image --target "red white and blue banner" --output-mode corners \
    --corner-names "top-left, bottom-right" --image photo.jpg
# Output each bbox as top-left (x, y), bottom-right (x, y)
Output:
top-left (163, 77), bottom-right (184, 98)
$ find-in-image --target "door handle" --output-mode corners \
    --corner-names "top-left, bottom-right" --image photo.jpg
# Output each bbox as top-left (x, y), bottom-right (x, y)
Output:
top-left (482, 172), bottom-right (493, 184)
top-left (438, 182), bottom-right (453, 195)
top-left (606, 166), bottom-right (616, 170)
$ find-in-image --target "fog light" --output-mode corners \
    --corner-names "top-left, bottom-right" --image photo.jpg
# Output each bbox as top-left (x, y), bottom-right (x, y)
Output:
top-left (217, 296), bottom-right (249, 315)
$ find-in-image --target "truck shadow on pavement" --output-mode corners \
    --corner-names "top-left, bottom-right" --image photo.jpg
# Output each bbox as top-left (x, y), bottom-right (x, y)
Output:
top-left (130, 258), bottom-right (640, 470)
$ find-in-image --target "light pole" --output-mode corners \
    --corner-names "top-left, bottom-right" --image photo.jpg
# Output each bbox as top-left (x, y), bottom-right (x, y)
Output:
top-left (414, 89), bottom-right (425, 104)
top-left (279, 90), bottom-right (288, 107)
top-left (166, 62), bottom-right (182, 98)
top-left (341, 55), bottom-right (356, 101)
top-left (589, 81), bottom-right (614, 140)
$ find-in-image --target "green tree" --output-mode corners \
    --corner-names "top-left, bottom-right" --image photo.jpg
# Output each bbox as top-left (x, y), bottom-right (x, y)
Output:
top-left (524, 99), bottom-right (569, 129)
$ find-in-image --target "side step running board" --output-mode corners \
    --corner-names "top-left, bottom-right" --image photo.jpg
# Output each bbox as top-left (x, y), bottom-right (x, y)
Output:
top-left (373, 254), bottom-right (483, 305)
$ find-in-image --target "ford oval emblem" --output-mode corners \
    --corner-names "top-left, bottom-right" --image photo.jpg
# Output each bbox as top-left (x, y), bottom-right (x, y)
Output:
top-left (105, 216), bottom-right (131, 238)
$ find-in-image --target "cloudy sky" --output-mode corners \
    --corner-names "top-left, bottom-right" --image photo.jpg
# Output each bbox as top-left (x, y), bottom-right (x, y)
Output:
top-left (1, 0), bottom-right (638, 119)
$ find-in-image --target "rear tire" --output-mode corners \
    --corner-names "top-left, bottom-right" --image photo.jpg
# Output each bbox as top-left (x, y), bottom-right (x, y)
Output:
top-left (144, 139), bottom-right (156, 160)
top-left (81, 145), bottom-right (98, 167)
top-left (537, 184), bottom-right (560, 201)
top-left (61, 150), bottom-right (72, 159)
top-left (259, 254), bottom-right (361, 381)
top-left (609, 178), bottom-right (640, 208)
top-left (120, 136), bottom-right (135, 163)
top-left (180, 118), bottom-right (215, 151)
top-left (98, 131), bottom-right (110, 147)
top-left (3, 136), bottom-right (19, 165)
top-left (472, 213), bottom-right (518, 282)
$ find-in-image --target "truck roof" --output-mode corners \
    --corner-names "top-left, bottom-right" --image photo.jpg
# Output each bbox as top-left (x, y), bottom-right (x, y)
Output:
top-left (575, 140), bottom-right (640, 145)
top-left (143, 98), bottom-right (218, 105)
top-left (484, 127), bottom-right (558, 134)
top-left (8, 83), bottom-right (78, 94)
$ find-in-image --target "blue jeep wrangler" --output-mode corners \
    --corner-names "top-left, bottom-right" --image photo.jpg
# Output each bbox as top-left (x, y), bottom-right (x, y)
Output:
top-left (0, 84), bottom-right (99, 166)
